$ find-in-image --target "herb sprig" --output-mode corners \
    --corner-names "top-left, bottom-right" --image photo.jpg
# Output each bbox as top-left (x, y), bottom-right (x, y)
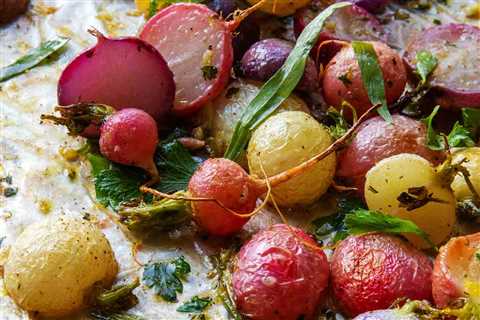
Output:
top-left (0, 38), bottom-right (69, 82)
top-left (224, 2), bottom-right (351, 161)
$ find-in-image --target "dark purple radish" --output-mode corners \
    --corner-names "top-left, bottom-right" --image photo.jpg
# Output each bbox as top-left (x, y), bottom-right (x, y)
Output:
top-left (240, 38), bottom-right (319, 92)
top-left (294, 3), bottom-right (387, 61)
top-left (404, 23), bottom-right (480, 110)
top-left (100, 108), bottom-right (159, 178)
top-left (58, 30), bottom-right (174, 136)
top-left (207, 0), bottom-right (236, 17)
top-left (140, 3), bottom-right (235, 116)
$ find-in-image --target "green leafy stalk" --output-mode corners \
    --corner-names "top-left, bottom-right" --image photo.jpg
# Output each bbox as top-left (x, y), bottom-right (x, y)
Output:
top-left (177, 296), bottom-right (213, 313)
top-left (142, 256), bottom-right (191, 302)
top-left (351, 41), bottom-right (391, 122)
top-left (344, 209), bottom-right (434, 247)
top-left (0, 38), bottom-right (69, 82)
top-left (95, 279), bottom-right (140, 309)
top-left (415, 51), bottom-right (438, 86)
top-left (224, 2), bottom-right (351, 161)
top-left (41, 103), bottom-right (115, 136)
top-left (90, 311), bottom-right (145, 320)
top-left (118, 192), bottom-right (191, 231)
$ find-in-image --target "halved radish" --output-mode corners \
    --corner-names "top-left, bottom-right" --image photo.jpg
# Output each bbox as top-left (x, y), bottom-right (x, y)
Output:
top-left (432, 232), bottom-right (480, 308)
top-left (404, 23), bottom-right (480, 109)
top-left (140, 3), bottom-right (234, 116)
top-left (58, 31), bottom-right (175, 126)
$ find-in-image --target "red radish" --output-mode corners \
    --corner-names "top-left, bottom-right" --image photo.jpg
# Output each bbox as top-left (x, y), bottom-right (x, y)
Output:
top-left (232, 224), bottom-right (329, 320)
top-left (322, 41), bottom-right (406, 118)
top-left (336, 114), bottom-right (444, 195)
top-left (187, 158), bottom-right (257, 236)
top-left (140, 3), bottom-right (234, 116)
top-left (100, 108), bottom-right (159, 177)
top-left (432, 232), bottom-right (480, 308)
top-left (331, 233), bottom-right (433, 317)
top-left (404, 24), bottom-right (480, 110)
top-left (58, 29), bottom-right (174, 135)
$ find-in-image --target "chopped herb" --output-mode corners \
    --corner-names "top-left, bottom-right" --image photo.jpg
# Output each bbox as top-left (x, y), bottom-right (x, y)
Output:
top-left (344, 209), bottom-right (433, 246)
top-left (3, 187), bottom-right (18, 197)
top-left (447, 122), bottom-right (476, 148)
top-left (338, 72), bottom-right (352, 86)
top-left (143, 256), bottom-right (191, 302)
top-left (368, 185), bottom-right (379, 194)
top-left (397, 186), bottom-right (448, 211)
top-left (461, 108), bottom-right (480, 139)
top-left (177, 296), bottom-right (212, 313)
top-left (0, 38), bottom-right (69, 82)
top-left (351, 41), bottom-right (392, 122)
top-left (422, 106), bottom-right (444, 150)
top-left (225, 86), bottom-right (240, 99)
top-left (433, 18), bottom-right (442, 25)
top-left (476, 252), bottom-right (480, 262)
top-left (95, 279), bottom-right (140, 312)
top-left (224, 2), bottom-right (351, 162)
top-left (155, 138), bottom-right (202, 193)
top-left (415, 51), bottom-right (438, 85)
top-left (325, 107), bottom-right (350, 140)
top-left (148, 0), bottom-right (160, 18)
top-left (87, 154), bottom-right (146, 210)
top-left (201, 65), bottom-right (218, 80)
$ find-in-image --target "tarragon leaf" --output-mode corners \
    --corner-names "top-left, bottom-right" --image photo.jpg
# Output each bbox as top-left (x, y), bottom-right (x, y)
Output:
top-left (143, 256), bottom-right (191, 302)
top-left (0, 37), bottom-right (69, 82)
top-left (415, 51), bottom-right (438, 85)
top-left (224, 2), bottom-right (351, 161)
top-left (352, 41), bottom-right (391, 122)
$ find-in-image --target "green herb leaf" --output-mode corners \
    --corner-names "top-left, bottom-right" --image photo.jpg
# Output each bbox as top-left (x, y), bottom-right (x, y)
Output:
top-left (415, 51), bottom-right (438, 85)
top-left (95, 279), bottom-right (140, 312)
top-left (143, 256), bottom-right (191, 302)
top-left (177, 296), bottom-right (212, 313)
top-left (87, 154), bottom-right (146, 209)
top-left (201, 65), bottom-right (218, 80)
top-left (155, 139), bottom-right (201, 193)
top-left (0, 38), bottom-right (69, 82)
top-left (351, 41), bottom-right (392, 122)
top-left (224, 2), bottom-right (351, 161)
top-left (148, 0), bottom-right (160, 18)
top-left (461, 108), bottom-right (480, 139)
top-left (344, 209), bottom-right (433, 246)
top-left (447, 122), bottom-right (476, 148)
top-left (422, 106), bottom-right (445, 150)
top-left (325, 107), bottom-right (350, 140)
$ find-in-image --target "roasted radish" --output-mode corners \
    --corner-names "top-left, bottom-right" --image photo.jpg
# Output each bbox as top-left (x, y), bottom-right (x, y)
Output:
top-left (58, 30), bottom-right (174, 128)
top-left (232, 224), bottom-right (329, 320)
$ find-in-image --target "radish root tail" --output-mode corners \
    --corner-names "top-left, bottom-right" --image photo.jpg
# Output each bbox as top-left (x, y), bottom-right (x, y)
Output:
top-left (226, 0), bottom-right (268, 31)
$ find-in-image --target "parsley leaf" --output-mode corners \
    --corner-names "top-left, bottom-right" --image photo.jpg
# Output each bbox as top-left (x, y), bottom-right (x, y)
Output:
top-left (143, 256), bottom-right (191, 302)
top-left (461, 108), bottom-right (480, 139)
top-left (0, 38), bottom-right (69, 82)
top-left (201, 65), bottom-right (218, 80)
top-left (415, 51), bottom-right (438, 85)
top-left (87, 154), bottom-right (146, 209)
top-left (422, 106), bottom-right (444, 150)
top-left (344, 209), bottom-right (433, 246)
top-left (155, 139), bottom-right (201, 193)
top-left (177, 296), bottom-right (212, 313)
top-left (352, 41), bottom-right (392, 122)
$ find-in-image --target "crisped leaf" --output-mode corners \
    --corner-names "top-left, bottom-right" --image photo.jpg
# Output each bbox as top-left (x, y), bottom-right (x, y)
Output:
top-left (224, 2), bottom-right (351, 161)
top-left (177, 296), bottom-right (212, 313)
top-left (87, 154), bottom-right (146, 209)
top-left (351, 41), bottom-right (391, 122)
top-left (155, 139), bottom-right (201, 193)
top-left (143, 256), bottom-right (191, 302)
top-left (415, 51), bottom-right (438, 85)
top-left (344, 209), bottom-right (433, 246)
top-left (0, 38), bottom-right (69, 82)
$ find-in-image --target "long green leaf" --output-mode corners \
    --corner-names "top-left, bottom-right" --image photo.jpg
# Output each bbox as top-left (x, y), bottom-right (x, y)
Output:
top-left (224, 2), bottom-right (351, 161)
top-left (351, 41), bottom-right (392, 122)
top-left (0, 38), bottom-right (69, 82)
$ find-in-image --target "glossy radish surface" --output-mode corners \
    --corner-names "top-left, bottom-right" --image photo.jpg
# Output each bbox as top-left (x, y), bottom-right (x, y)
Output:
top-left (58, 32), bottom-right (174, 123)
top-left (336, 114), bottom-right (444, 195)
top-left (322, 41), bottom-right (406, 118)
top-left (232, 224), bottom-right (329, 320)
top-left (331, 233), bottom-right (433, 317)
top-left (100, 108), bottom-right (159, 176)
top-left (187, 158), bottom-right (256, 236)
top-left (432, 232), bottom-right (480, 308)
top-left (140, 3), bottom-right (233, 115)
top-left (404, 23), bottom-right (480, 109)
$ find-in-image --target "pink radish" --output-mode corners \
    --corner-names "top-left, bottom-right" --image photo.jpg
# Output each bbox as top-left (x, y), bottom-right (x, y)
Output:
top-left (140, 3), bottom-right (242, 116)
top-left (57, 29), bottom-right (175, 134)
top-left (99, 108), bottom-right (159, 177)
